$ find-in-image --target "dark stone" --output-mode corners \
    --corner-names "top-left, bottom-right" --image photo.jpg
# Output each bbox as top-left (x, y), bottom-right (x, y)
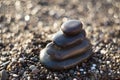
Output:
top-left (0, 70), bottom-right (8, 80)
top-left (61, 20), bottom-right (83, 36)
top-left (40, 49), bottom-right (92, 70)
top-left (53, 30), bottom-right (86, 48)
top-left (46, 39), bottom-right (91, 61)
top-left (39, 19), bottom-right (93, 70)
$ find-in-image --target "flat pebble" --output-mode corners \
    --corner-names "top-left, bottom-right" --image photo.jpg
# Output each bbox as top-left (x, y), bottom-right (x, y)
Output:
top-left (32, 68), bottom-right (39, 74)
top-left (12, 74), bottom-right (19, 78)
top-left (0, 70), bottom-right (8, 80)
top-left (1, 51), bottom-right (8, 56)
top-left (80, 68), bottom-right (84, 72)
top-left (29, 65), bottom-right (36, 70)
top-left (91, 66), bottom-right (96, 70)
top-left (61, 20), bottom-right (83, 36)
top-left (0, 57), bottom-right (7, 62)
top-left (18, 58), bottom-right (25, 63)
top-left (92, 64), bottom-right (97, 67)
top-left (30, 57), bottom-right (38, 62)
top-left (53, 30), bottom-right (85, 48)
top-left (1, 61), bottom-right (10, 67)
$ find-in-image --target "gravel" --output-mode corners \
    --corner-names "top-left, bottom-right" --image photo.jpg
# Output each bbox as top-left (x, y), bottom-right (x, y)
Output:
top-left (0, 0), bottom-right (120, 80)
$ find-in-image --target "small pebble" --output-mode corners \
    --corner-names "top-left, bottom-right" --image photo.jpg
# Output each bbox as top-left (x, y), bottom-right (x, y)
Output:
top-left (12, 74), bottom-right (19, 78)
top-left (77, 72), bottom-right (80, 76)
top-left (92, 64), bottom-right (97, 67)
top-left (0, 70), bottom-right (8, 80)
top-left (83, 71), bottom-right (86, 74)
top-left (0, 57), bottom-right (7, 62)
top-left (100, 49), bottom-right (107, 54)
top-left (24, 15), bottom-right (30, 21)
top-left (1, 51), bottom-right (8, 56)
top-left (30, 57), bottom-right (38, 62)
top-left (1, 61), bottom-right (10, 67)
top-left (18, 58), bottom-right (25, 63)
top-left (32, 68), bottom-right (39, 74)
top-left (106, 61), bottom-right (110, 64)
top-left (54, 76), bottom-right (59, 80)
top-left (80, 68), bottom-right (84, 72)
top-left (11, 58), bottom-right (17, 63)
top-left (91, 66), bottom-right (96, 70)
top-left (100, 70), bottom-right (103, 74)
top-left (29, 65), bottom-right (36, 70)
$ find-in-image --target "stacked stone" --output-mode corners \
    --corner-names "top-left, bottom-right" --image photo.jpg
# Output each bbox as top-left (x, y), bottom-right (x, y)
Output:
top-left (40, 20), bottom-right (93, 70)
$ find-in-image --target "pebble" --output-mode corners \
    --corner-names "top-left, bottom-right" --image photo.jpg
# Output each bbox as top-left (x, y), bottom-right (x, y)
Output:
top-left (24, 15), bottom-right (30, 21)
top-left (73, 78), bottom-right (77, 80)
top-left (1, 61), bottom-right (10, 67)
top-left (18, 58), bottom-right (25, 63)
top-left (29, 65), bottom-right (36, 70)
top-left (100, 70), bottom-right (103, 74)
top-left (15, 0), bottom-right (21, 11)
top-left (76, 72), bottom-right (80, 76)
top-left (54, 76), bottom-right (59, 80)
top-left (0, 70), bottom-right (8, 80)
top-left (100, 49), bottom-right (107, 54)
top-left (30, 57), bottom-right (38, 62)
top-left (40, 46), bottom-right (92, 70)
top-left (80, 68), bottom-right (84, 72)
top-left (1, 51), bottom-right (8, 56)
top-left (11, 58), bottom-right (17, 63)
top-left (83, 71), bottom-right (86, 74)
top-left (92, 64), bottom-right (97, 67)
top-left (0, 57), bottom-right (7, 62)
top-left (91, 66), bottom-right (96, 70)
top-left (61, 20), bottom-right (83, 36)
top-left (53, 30), bottom-right (85, 48)
top-left (47, 39), bottom-right (91, 60)
top-left (27, 1), bottom-right (33, 9)
top-left (12, 74), bottom-right (19, 78)
top-left (32, 68), bottom-right (39, 74)
top-left (27, 76), bottom-right (31, 80)
top-left (31, 6), bottom-right (40, 15)
top-left (106, 61), bottom-right (110, 64)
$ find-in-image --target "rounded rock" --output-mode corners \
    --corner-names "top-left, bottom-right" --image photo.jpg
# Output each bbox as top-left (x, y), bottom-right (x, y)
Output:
top-left (61, 20), bottom-right (83, 36)
top-left (0, 70), bottom-right (8, 80)
top-left (40, 48), bottom-right (92, 70)
top-left (46, 39), bottom-right (91, 61)
top-left (53, 30), bottom-right (86, 48)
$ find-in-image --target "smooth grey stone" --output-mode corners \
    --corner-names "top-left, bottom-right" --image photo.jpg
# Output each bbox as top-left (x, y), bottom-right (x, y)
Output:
top-left (0, 70), bottom-right (8, 80)
top-left (40, 49), bottom-right (93, 70)
top-left (53, 30), bottom-right (86, 48)
top-left (46, 39), bottom-right (91, 61)
top-left (61, 20), bottom-right (83, 36)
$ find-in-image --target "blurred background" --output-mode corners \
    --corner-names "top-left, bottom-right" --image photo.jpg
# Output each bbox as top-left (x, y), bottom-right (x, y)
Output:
top-left (0, 0), bottom-right (120, 80)
top-left (0, 0), bottom-right (120, 43)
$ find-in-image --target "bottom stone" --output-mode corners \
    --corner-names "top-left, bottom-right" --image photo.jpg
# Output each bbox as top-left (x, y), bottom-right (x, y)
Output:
top-left (40, 49), bottom-right (93, 70)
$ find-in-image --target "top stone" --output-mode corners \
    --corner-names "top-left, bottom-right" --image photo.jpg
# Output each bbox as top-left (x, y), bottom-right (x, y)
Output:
top-left (61, 20), bottom-right (83, 36)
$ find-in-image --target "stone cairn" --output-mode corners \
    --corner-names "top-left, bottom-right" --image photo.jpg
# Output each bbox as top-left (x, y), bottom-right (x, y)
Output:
top-left (40, 20), bottom-right (93, 70)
